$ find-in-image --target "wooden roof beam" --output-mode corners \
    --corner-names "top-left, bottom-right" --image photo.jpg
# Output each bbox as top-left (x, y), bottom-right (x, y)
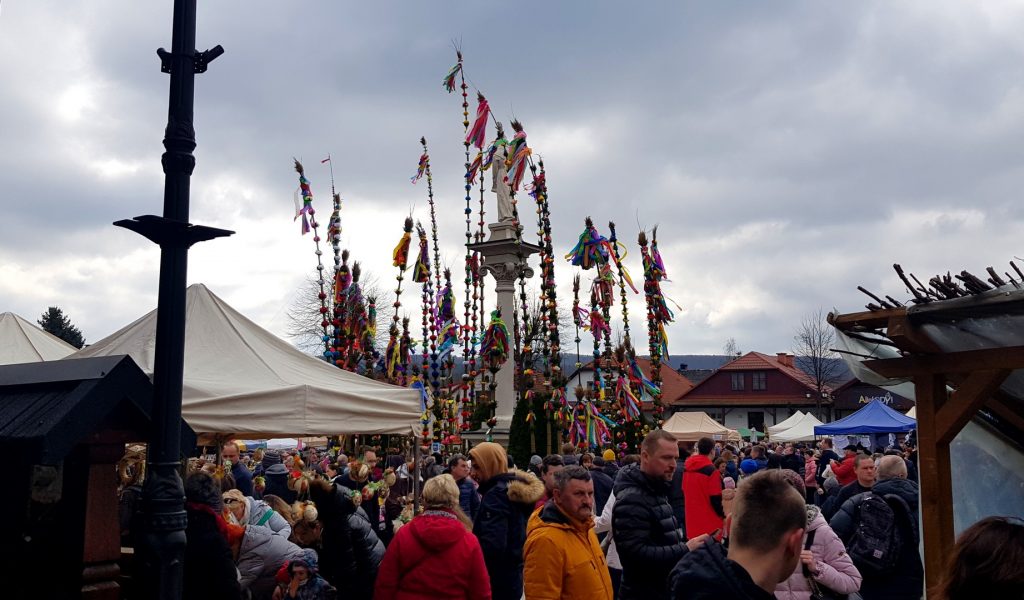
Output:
top-left (986, 394), bottom-right (1024, 434)
top-left (885, 313), bottom-right (943, 354)
top-left (935, 368), bottom-right (1011, 445)
top-left (828, 307), bottom-right (906, 331)
top-left (864, 346), bottom-right (1024, 377)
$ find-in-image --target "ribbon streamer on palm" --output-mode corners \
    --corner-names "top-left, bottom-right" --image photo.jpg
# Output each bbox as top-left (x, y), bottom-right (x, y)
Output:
top-left (385, 217), bottom-right (414, 383)
top-left (293, 160), bottom-right (331, 358)
top-left (639, 228), bottom-right (674, 419)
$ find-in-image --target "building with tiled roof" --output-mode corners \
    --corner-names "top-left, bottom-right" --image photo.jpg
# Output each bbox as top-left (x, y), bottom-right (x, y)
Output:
top-left (672, 351), bottom-right (837, 433)
top-left (566, 357), bottom-right (695, 406)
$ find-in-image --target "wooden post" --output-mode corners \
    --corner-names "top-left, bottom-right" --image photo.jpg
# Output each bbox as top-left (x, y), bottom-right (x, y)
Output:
top-left (81, 443), bottom-right (125, 599)
top-left (913, 372), bottom-right (953, 592)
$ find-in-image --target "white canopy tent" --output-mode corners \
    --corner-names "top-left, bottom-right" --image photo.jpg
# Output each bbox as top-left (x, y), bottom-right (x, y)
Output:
top-left (770, 412), bottom-right (825, 443)
top-left (906, 406), bottom-right (917, 419)
top-left (663, 411), bottom-right (739, 442)
top-left (71, 284), bottom-right (422, 438)
top-left (767, 410), bottom-right (806, 436)
top-left (0, 312), bottom-right (77, 365)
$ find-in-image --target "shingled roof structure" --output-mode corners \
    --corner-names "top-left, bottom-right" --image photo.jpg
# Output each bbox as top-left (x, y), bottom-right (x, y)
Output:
top-left (567, 357), bottom-right (695, 404)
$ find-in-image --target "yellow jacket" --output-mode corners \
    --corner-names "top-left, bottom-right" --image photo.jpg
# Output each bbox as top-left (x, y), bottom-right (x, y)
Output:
top-left (524, 501), bottom-right (614, 600)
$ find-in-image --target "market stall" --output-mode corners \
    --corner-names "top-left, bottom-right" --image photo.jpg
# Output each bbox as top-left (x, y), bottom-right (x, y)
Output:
top-left (70, 283), bottom-right (422, 438)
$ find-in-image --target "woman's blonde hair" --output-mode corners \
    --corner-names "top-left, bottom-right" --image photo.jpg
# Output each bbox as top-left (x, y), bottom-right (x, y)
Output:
top-left (421, 474), bottom-right (472, 530)
top-left (423, 474), bottom-right (460, 509)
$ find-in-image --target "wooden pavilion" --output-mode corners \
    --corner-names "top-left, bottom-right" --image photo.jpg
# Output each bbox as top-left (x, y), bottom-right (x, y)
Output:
top-left (829, 262), bottom-right (1024, 590)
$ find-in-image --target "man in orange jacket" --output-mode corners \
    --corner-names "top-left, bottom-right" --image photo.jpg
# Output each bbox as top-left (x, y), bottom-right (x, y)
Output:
top-left (524, 465), bottom-right (614, 600)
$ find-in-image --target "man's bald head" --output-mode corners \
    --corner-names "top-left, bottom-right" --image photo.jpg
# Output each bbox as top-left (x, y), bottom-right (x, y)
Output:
top-left (876, 455), bottom-right (907, 481)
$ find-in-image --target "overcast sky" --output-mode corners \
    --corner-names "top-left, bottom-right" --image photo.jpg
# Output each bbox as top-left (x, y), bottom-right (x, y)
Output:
top-left (3, 1), bottom-right (1024, 357)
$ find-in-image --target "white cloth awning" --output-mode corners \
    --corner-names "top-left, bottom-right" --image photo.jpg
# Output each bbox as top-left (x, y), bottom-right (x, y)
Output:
top-left (70, 283), bottom-right (422, 437)
top-left (0, 312), bottom-right (77, 365)
top-left (663, 411), bottom-right (738, 442)
top-left (767, 410), bottom-right (805, 436)
top-left (771, 412), bottom-right (825, 442)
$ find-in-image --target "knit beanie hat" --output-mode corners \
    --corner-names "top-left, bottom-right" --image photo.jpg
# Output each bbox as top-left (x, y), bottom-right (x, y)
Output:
top-left (723, 476), bottom-right (736, 489)
top-left (262, 450), bottom-right (283, 470)
top-left (780, 469), bottom-right (806, 496)
top-left (529, 455), bottom-right (543, 467)
top-left (602, 449), bottom-right (616, 462)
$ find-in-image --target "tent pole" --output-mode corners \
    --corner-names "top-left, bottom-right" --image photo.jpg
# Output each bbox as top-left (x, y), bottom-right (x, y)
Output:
top-left (412, 437), bottom-right (421, 513)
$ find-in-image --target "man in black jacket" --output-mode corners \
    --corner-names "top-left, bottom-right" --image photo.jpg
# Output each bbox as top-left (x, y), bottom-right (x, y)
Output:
top-left (779, 444), bottom-right (805, 477)
top-left (830, 455), bottom-right (923, 600)
top-left (823, 454), bottom-right (875, 521)
top-left (816, 438), bottom-right (840, 485)
top-left (669, 469), bottom-right (807, 599)
top-left (668, 447), bottom-right (687, 534)
top-left (303, 477), bottom-right (385, 596)
top-left (613, 430), bottom-right (707, 600)
top-left (586, 455), bottom-right (615, 517)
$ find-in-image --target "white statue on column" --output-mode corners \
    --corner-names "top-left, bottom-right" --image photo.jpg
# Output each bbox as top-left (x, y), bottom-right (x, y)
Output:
top-left (490, 128), bottom-right (516, 223)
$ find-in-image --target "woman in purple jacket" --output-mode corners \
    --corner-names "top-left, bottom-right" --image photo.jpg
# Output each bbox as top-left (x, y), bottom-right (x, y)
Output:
top-left (774, 470), bottom-right (862, 600)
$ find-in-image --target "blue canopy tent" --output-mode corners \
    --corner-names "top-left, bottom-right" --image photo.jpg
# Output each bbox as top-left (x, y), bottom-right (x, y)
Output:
top-left (814, 399), bottom-right (916, 435)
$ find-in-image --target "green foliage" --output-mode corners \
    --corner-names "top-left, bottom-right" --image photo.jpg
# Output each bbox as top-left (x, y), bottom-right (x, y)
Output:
top-left (38, 306), bottom-right (85, 348)
top-left (469, 396), bottom-right (493, 431)
top-left (508, 391), bottom-right (558, 465)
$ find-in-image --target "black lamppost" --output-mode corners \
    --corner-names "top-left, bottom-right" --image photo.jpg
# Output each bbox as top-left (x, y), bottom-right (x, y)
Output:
top-left (114, 1), bottom-right (230, 597)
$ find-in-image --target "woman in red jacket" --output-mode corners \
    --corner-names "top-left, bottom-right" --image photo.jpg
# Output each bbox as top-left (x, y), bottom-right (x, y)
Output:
top-left (374, 474), bottom-right (492, 600)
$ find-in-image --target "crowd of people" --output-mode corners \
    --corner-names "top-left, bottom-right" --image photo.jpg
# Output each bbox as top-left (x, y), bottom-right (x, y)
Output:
top-left (118, 434), bottom-right (1023, 599)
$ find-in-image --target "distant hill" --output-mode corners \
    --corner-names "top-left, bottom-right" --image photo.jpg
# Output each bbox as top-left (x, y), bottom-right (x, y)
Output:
top-left (397, 352), bottom-right (851, 385)
top-left (559, 353), bottom-right (852, 384)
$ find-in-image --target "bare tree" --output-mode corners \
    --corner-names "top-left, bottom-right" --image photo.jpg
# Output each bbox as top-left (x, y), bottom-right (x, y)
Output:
top-left (723, 337), bottom-right (741, 361)
top-left (793, 308), bottom-right (844, 417)
top-left (286, 272), bottom-right (390, 357)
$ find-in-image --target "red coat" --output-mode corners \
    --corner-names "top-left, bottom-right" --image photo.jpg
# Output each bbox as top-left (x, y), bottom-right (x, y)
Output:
top-left (682, 454), bottom-right (724, 539)
top-left (830, 454), bottom-right (858, 487)
top-left (374, 510), bottom-right (492, 600)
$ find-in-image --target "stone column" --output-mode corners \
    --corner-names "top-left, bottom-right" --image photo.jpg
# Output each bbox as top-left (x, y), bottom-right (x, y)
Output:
top-left (469, 221), bottom-right (541, 438)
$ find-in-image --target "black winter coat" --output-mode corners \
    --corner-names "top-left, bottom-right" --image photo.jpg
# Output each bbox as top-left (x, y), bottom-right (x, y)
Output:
top-left (816, 449), bottom-right (840, 485)
top-left (308, 482), bottom-right (384, 597)
top-left (611, 463), bottom-right (688, 600)
top-left (263, 472), bottom-right (297, 504)
top-left (590, 468), bottom-right (615, 517)
top-left (829, 477), bottom-right (923, 600)
top-left (184, 507), bottom-right (243, 600)
top-left (669, 540), bottom-right (774, 600)
top-left (668, 459), bottom-right (686, 534)
top-left (472, 470), bottom-right (544, 600)
top-left (779, 453), bottom-right (804, 477)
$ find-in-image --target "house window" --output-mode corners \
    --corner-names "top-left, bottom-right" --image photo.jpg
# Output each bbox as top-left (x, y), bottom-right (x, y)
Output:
top-left (731, 373), bottom-right (744, 391)
top-left (752, 372), bottom-right (767, 391)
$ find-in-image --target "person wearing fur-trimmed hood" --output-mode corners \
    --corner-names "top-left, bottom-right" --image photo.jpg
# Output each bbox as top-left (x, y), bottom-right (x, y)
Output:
top-left (469, 442), bottom-right (545, 600)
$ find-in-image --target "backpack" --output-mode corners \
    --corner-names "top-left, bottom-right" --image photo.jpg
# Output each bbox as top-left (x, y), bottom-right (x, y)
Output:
top-left (846, 492), bottom-right (913, 576)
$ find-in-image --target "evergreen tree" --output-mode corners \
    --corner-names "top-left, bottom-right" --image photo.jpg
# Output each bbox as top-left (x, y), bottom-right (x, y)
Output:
top-left (38, 306), bottom-right (85, 348)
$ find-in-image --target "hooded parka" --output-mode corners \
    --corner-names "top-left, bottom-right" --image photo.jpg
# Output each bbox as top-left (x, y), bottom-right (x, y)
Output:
top-left (374, 509), bottom-right (491, 600)
top-left (524, 500), bottom-right (613, 600)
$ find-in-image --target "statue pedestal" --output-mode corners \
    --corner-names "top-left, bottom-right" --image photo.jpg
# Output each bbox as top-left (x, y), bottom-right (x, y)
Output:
top-left (468, 221), bottom-right (542, 435)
